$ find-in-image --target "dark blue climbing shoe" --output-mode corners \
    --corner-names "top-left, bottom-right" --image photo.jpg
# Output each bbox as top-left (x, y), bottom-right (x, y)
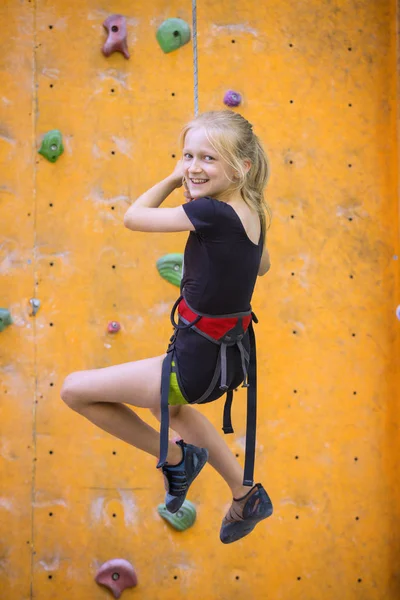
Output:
top-left (161, 439), bottom-right (209, 514)
top-left (220, 483), bottom-right (273, 544)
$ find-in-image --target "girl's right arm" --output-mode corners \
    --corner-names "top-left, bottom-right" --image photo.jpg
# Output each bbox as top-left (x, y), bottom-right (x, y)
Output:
top-left (123, 160), bottom-right (195, 233)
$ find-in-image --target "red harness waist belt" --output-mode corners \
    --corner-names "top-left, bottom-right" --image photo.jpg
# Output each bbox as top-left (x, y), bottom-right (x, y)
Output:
top-left (177, 298), bottom-right (252, 340)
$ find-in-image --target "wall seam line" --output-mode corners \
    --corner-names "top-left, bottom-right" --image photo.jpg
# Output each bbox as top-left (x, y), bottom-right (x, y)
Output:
top-left (30, 1), bottom-right (38, 598)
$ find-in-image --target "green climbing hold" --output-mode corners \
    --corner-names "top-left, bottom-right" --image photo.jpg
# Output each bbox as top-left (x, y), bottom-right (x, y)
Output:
top-left (38, 129), bottom-right (64, 163)
top-left (156, 253), bottom-right (183, 288)
top-left (0, 309), bottom-right (13, 332)
top-left (156, 18), bottom-right (191, 53)
top-left (157, 499), bottom-right (197, 531)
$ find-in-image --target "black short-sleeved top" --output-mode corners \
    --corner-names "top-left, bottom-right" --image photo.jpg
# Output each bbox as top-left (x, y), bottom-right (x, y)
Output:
top-left (181, 196), bottom-right (263, 315)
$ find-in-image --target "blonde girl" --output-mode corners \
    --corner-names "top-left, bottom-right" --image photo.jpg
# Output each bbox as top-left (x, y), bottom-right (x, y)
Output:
top-left (61, 110), bottom-right (273, 543)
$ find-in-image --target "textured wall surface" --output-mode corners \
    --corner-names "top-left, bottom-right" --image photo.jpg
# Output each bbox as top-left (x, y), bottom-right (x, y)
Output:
top-left (1, 0), bottom-right (399, 599)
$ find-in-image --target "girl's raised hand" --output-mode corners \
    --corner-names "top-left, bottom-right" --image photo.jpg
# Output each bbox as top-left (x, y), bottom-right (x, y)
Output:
top-left (170, 159), bottom-right (185, 188)
top-left (170, 159), bottom-right (194, 202)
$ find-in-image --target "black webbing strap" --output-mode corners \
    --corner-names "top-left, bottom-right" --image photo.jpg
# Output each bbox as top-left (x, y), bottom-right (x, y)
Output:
top-left (243, 319), bottom-right (257, 486)
top-left (222, 390), bottom-right (234, 433)
top-left (221, 315), bottom-right (258, 487)
top-left (156, 350), bottom-right (174, 469)
top-left (156, 296), bottom-right (201, 471)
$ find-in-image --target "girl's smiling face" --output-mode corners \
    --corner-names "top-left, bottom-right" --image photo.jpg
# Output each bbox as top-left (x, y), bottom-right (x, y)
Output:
top-left (182, 127), bottom-right (238, 201)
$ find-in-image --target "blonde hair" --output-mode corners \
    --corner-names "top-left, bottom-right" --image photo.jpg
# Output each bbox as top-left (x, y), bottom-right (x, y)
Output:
top-left (179, 110), bottom-right (272, 245)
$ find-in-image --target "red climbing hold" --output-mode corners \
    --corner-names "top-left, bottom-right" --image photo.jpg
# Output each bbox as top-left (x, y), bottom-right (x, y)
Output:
top-left (108, 321), bottom-right (121, 333)
top-left (95, 559), bottom-right (138, 598)
top-left (102, 15), bottom-right (130, 59)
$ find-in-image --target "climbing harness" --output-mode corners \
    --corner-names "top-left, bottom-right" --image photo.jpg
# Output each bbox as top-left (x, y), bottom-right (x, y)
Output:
top-left (156, 291), bottom-right (258, 487)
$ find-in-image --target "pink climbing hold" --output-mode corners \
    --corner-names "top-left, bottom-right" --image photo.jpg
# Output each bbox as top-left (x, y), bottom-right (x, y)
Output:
top-left (102, 15), bottom-right (130, 59)
top-left (95, 559), bottom-right (138, 598)
top-left (108, 321), bottom-right (121, 333)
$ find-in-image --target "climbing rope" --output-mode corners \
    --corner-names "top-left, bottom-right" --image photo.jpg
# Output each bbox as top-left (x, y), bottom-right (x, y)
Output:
top-left (192, 0), bottom-right (198, 116)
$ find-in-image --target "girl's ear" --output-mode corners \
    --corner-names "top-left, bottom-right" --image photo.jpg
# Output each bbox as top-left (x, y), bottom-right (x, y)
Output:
top-left (234, 161), bottom-right (252, 179)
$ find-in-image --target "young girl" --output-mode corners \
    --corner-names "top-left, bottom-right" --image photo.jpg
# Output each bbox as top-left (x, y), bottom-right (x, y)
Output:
top-left (61, 110), bottom-right (273, 544)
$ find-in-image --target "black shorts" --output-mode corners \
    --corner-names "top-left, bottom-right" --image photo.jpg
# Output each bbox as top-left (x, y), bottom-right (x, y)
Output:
top-left (172, 319), bottom-right (250, 404)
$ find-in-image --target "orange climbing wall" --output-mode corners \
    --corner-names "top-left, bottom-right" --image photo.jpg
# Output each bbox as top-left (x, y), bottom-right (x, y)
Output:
top-left (1, 0), bottom-right (399, 598)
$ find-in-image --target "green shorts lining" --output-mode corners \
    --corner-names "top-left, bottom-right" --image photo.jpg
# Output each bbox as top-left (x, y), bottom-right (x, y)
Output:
top-left (168, 361), bottom-right (189, 406)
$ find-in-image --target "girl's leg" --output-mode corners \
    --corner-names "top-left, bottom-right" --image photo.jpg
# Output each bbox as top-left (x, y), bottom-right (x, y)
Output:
top-left (60, 354), bottom-right (182, 466)
top-left (153, 404), bottom-right (249, 500)
top-left (60, 354), bottom-right (248, 497)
